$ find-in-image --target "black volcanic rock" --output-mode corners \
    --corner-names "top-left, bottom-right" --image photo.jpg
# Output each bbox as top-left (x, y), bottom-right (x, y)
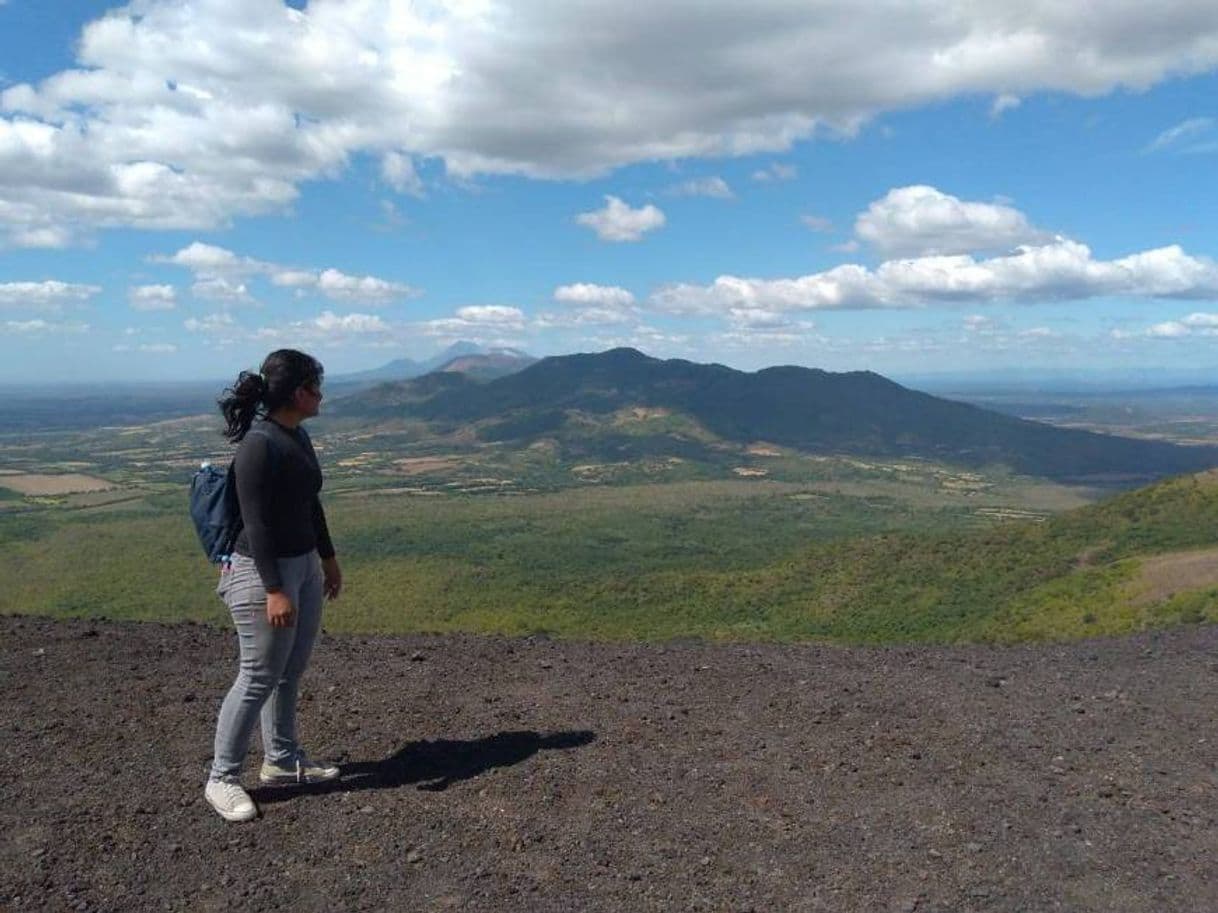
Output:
top-left (334, 348), bottom-right (1218, 481)
top-left (6, 615), bottom-right (1218, 913)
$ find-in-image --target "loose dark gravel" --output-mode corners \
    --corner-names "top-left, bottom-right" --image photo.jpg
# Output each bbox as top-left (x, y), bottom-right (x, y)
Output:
top-left (3, 615), bottom-right (1218, 912)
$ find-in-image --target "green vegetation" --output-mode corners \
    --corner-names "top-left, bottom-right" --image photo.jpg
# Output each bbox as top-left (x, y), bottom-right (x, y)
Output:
top-left (4, 467), bottom-right (1218, 645)
top-left (3, 370), bottom-right (1217, 645)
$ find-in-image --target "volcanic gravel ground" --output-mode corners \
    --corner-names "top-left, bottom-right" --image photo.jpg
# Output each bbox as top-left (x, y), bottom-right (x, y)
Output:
top-left (3, 616), bottom-right (1218, 912)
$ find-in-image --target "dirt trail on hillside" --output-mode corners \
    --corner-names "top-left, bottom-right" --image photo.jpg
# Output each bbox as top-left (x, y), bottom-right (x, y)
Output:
top-left (3, 616), bottom-right (1218, 913)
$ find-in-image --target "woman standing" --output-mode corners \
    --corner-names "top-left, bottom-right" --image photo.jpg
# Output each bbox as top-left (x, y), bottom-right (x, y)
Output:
top-left (205, 349), bottom-right (343, 822)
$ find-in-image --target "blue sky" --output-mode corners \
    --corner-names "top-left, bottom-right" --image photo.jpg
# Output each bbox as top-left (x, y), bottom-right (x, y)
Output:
top-left (2, 1), bottom-right (1218, 385)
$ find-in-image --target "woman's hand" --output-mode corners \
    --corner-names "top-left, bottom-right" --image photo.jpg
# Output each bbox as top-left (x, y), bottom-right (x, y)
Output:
top-left (266, 590), bottom-right (296, 627)
top-left (322, 556), bottom-right (343, 601)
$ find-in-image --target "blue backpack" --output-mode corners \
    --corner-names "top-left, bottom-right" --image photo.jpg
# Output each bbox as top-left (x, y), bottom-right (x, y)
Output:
top-left (189, 428), bottom-right (273, 564)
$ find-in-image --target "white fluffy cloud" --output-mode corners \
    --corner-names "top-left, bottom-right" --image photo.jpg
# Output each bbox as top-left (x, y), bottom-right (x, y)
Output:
top-left (128, 284), bottom-right (177, 311)
top-left (637, 185), bottom-right (1216, 322)
top-left (0, 280), bottom-right (101, 312)
top-left (272, 268), bottom-right (418, 305)
top-left (192, 277), bottom-right (254, 304)
top-left (1132, 312), bottom-right (1218, 338)
top-left (155, 242), bottom-right (417, 305)
top-left (252, 310), bottom-right (394, 347)
top-left (650, 240), bottom-right (1218, 315)
top-left (4, 2), bottom-right (1218, 245)
top-left (855, 186), bottom-right (1052, 256)
top-left (553, 284), bottom-right (636, 308)
top-left (421, 304), bottom-right (527, 337)
top-left (456, 305), bottom-right (525, 326)
top-left (155, 242), bottom-right (268, 277)
top-left (537, 283), bottom-right (639, 326)
top-left (7, 226), bottom-right (72, 248)
top-left (312, 311), bottom-right (390, 334)
top-left (576, 196), bottom-right (665, 242)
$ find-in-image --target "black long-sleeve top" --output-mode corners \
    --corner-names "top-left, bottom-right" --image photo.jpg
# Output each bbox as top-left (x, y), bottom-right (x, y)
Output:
top-left (232, 418), bottom-right (335, 590)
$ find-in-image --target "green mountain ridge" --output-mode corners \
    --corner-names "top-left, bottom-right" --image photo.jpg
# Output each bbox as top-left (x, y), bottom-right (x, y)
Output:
top-left (334, 347), bottom-right (1218, 483)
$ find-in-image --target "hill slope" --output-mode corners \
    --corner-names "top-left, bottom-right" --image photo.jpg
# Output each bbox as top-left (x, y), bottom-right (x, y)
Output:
top-left (644, 468), bottom-right (1218, 644)
top-left (335, 347), bottom-right (1218, 482)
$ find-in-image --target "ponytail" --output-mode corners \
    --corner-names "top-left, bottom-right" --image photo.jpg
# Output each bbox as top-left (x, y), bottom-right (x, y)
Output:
top-left (219, 370), bottom-right (266, 442)
top-left (217, 349), bottom-right (324, 442)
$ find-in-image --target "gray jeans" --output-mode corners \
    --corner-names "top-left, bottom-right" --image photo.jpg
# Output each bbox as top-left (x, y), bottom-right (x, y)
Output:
top-left (209, 551), bottom-right (324, 782)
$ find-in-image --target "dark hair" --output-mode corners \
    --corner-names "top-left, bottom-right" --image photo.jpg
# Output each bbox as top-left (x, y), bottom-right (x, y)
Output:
top-left (219, 349), bottom-right (324, 441)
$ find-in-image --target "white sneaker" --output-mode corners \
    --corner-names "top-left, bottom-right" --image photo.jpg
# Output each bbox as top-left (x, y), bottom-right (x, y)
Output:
top-left (259, 752), bottom-right (340, 785)
top-left (205, 779), bottom-right (257, 822)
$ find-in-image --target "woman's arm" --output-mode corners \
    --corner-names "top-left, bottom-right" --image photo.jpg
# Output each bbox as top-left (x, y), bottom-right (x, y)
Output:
top-left (313, 496), bottom-right (342, 600)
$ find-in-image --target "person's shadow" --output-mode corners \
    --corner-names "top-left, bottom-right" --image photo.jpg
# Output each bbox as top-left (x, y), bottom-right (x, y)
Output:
top-left (253, 729), bottom-right (595, 804)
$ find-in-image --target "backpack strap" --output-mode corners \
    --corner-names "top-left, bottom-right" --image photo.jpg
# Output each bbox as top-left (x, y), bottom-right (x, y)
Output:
top-left (222, 425), bottom-right (280, 557)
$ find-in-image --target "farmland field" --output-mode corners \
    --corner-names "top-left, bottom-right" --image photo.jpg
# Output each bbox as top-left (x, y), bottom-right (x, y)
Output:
top-left (2, 390), bottom-right (1215, 645)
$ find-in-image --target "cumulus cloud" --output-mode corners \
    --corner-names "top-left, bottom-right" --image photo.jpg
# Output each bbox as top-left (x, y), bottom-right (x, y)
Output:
top-left (153, 242), bottom-right (269, 277)
top-left (155, 242), bottom-right (417, 305)
top-left (272, 268), bottom-right (418, 305)
top-left (8, 226), bottom-right (72, 248)
top-left (5, 2), bottom-right (1218, 244)
top-left (312, 310), bottom-right (390, 334)
top-left (270, 270), bottom-right (316, 289)
top-left (855, 185), bottom-right (1053, 256)
top-left (192, 277), bottom-right (254, 304)
top-left (5, 1), bottom-right (1218, 248)
top-left (554, 283), bottom-right (636, 308)
top-left (649, 240), bottom-right (1218, 315)
top-left (250, 310), bottom-right (394, 346)
top-left (421, 304), bottom-right (527, 337)
top-left (128, 284), bottom-right (177, 311)
top-left (726, 308), bottom-right (806, 331)
top-left (456, 305), bottom-right (526, 326)
top-left (576, 196), bottom-right (666, 242)
top-left (537, 284), bottom-right (638, 327)
top-left (667, 176), bottom-right (733, 199)
top-left (0, 280), bottom-right (101, 312)
top-left (1128, 312), bottom-right (1218, 338)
